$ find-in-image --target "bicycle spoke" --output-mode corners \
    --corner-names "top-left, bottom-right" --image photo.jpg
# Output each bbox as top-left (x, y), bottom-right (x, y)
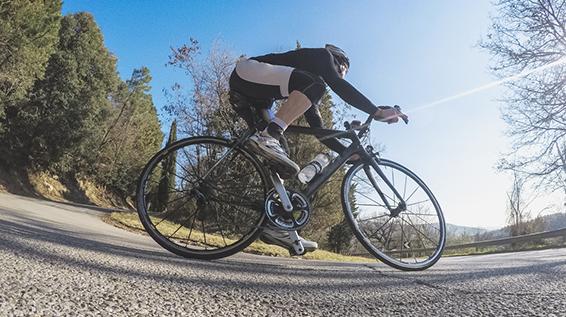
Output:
top-left (359, 214), bottom-right (389, 222)
top-left (201, 219), bottom-right (208, 249)
top-left (358, 171), bottom-right (397, 204)
top-left (404, 214), bottom-right (430, 250)
top-left (355, 190), bottom-right (388, 209)
top-left (357, 203), bottom-right (388, 208)
top-left (399, 215), bottom-right (406, 261)
top-left (384, 218), bottom-right (396, 250)
top-left (400, 215), bottom-right (419, 264)
top-left (156, 191), bottom-right (193, 208)
top-left (406, 199), bottom-right (431, 207)
top-left (403, 209), bottom-right (440, 232)
top-left (154, 206), bottom-right (192, 227)
top-left (400, 217), bottom-right (438, 246)
top-left (168, 224), bottom-right (184, 239)
top-left (405, 186), bottom-right (420, 202)
top-left (369, 216), bottom-right (393, 241)
top-left (185, 210), bottom-right (198, 246)
top-left (403, 174), bottom-right (408, 200)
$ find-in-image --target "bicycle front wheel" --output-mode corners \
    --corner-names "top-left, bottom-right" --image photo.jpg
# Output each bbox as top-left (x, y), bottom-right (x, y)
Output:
top-left (136, 136), bottom-right (268, 260)
top-left (342, 159), bottom-right (446, 271)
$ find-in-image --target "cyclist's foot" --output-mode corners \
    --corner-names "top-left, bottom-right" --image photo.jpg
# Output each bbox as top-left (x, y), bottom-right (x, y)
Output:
top-left (247, 131), bottom-right (300, 179)
top-left (260, 226), bottom-right (318, 254)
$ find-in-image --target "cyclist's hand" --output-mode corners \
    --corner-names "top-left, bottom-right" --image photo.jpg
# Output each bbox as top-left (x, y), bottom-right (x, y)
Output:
top-left (374, 105), bottom-right (409, 124)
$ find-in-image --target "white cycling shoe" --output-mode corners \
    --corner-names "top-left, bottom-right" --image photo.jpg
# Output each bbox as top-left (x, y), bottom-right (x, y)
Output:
top-left (260, 225), bottom-right (318, 255)
top-left (247, 131), bottom-right (300, 179)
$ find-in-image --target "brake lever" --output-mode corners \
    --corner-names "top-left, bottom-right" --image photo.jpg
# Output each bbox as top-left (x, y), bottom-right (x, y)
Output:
top-left (394, 105), bottom-right (409, 124)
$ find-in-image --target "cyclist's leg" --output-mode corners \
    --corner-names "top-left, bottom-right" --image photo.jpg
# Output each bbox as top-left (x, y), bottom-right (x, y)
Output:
top-left (230, 60), bottom-right (299, 176)
top-left (232, 60), bottom-right (326, 140)
top-left (230, 60), bottom-right (321, 252)
top-left (268, 69), bottom-right (326, 138)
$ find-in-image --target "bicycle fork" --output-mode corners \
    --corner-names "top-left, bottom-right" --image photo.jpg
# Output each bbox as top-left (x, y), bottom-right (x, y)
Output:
top-left (365, 161), bottom-right (407, 216)
top-left (268, 171), bottom-right (305, 255)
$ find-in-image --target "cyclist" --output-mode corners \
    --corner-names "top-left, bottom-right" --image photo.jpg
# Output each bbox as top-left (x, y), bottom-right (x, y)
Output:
top-left (229, 44), bottom-right (408, 253)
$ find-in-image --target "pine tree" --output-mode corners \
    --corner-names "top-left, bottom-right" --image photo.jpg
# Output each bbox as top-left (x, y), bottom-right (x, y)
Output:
top-left (156, 120), bottom-right (177, 212)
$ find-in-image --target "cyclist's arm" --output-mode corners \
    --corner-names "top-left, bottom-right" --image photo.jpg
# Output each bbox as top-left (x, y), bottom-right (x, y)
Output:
top-left (316, 50), bottom-right (378, 115)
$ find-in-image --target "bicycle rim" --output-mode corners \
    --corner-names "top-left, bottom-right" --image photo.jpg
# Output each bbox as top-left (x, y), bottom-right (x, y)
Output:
top-left (342, 159), bottom-right (446, 270)
top-left (136, 136), bottom-right (268, 260)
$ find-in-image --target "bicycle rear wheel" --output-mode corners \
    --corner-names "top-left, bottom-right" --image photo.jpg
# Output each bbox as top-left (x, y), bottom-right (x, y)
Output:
top-left (342, 159), bottom-right (446, 271)
top-left (136, 136), bottom-right (268, 260)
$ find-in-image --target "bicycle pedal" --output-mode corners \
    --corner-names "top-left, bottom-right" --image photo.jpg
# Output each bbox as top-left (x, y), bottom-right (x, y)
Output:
top-left (288, 231), bottom-right (305, 255)
top-left (289, 247), bottom-right (306, 256)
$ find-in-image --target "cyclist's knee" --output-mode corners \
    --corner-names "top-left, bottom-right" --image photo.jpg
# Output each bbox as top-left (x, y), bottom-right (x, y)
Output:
top-left (288, 69), bottom-right (325, 105)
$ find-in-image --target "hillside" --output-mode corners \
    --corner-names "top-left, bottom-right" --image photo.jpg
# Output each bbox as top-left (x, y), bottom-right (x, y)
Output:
top-left (0, 166), bottom-right (131, 210)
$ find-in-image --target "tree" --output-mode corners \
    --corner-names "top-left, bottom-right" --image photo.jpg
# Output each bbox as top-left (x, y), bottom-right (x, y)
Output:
top-left (506, 172), bottom-right (532, 238)
top-left (95, 67), bottom-right (163, 195)
top-left (481, 0), bottom-right (566, 192)
top-left (165, 38), bottom-right (238, 138)
top-left (156, 120), bottom-right (177, 212)
top-left (0, 0), bottom-right (61, 136)
top-left (327, 218), bottom-right (354, 254)
top-left (6, 12), bottom-right (119, 169)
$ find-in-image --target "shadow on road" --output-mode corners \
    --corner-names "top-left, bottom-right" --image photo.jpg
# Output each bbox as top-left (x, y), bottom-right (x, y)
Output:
top-left (2, 206), bottom-right (565, 293)
top-left (0, 210), bottom-right (398, 291)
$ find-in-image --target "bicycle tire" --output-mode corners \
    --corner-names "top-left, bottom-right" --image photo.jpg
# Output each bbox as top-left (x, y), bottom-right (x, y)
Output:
top-left (342, 158), bottom-right (446, 271)
top-left (136, 136), bottom-right (268, 260)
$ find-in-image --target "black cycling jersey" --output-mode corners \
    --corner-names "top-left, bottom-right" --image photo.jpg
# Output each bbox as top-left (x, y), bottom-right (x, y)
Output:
top-left (251, 48), bottom-right (378, 115)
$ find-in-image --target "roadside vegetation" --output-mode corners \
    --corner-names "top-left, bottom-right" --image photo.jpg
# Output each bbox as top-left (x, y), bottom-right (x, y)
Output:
top-left (0, 2), bottom-right (162, 207)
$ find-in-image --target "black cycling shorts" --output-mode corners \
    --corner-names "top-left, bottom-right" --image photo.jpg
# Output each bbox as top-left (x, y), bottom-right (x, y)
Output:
top-left (229, 58), bottom-right (325, 105)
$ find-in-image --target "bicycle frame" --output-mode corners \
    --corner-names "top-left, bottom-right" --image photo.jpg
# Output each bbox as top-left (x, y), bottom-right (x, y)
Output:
top-left (212, 103), bottom-right (408, 215)
top-left (284, 124), bottom-right (406, 213)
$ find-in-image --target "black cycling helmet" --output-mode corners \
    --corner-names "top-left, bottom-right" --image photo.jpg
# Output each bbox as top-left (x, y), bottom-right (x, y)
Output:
top-left (325, 44), bottom-right (350, 69)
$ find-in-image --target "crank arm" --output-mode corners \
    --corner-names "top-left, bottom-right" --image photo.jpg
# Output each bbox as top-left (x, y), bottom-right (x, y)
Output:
top-left (269, 172), bottom-right (293, 212)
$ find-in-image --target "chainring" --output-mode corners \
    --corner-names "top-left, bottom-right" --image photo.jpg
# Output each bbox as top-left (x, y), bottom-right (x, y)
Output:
top-left (264, 189), bottom-right (310, 231)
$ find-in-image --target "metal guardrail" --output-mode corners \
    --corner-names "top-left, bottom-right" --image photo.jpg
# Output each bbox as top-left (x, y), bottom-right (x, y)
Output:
top-left (366, 227), bottom-right (566, 256)
top-left (445, 227), bottom-right (566, 250)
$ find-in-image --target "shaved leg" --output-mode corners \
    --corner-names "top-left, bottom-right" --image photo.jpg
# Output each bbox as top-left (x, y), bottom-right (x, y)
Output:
top-left (274, 90), bottom-right (312, 127)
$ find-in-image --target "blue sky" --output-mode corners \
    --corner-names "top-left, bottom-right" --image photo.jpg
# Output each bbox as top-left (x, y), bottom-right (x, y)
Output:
top-left (62, 0), bottom-right (562, 228)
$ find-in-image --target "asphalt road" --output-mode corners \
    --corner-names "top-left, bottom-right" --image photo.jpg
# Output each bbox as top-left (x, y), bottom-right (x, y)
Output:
top-left (1, 192), bottom-right (565, 316)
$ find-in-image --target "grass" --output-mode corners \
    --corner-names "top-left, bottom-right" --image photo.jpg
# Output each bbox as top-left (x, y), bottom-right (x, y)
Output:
top-left (108, 211), bottom-right (374, 263)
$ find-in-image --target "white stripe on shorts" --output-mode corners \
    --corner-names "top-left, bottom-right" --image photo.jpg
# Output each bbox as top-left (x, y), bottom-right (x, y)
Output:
top-left (235, 58), bottom-right (294, 97)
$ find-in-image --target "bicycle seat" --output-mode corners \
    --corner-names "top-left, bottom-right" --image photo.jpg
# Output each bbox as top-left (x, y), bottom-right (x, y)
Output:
top-left (229, 90), bottom-right (273, 109)
top-left (229, 90), bottom-right (274, 130)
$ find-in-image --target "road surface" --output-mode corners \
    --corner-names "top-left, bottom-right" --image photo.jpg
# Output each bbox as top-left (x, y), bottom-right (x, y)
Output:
top-left (0, 192), bottom-right (565, 316)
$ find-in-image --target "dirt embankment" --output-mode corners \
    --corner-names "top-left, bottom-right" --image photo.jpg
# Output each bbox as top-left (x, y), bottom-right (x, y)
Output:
top-left (0, 166), bottom-right (132, 210)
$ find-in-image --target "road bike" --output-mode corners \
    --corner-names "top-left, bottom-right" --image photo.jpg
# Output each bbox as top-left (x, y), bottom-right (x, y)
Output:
top-left (136, 91), bottom-right (446, 271)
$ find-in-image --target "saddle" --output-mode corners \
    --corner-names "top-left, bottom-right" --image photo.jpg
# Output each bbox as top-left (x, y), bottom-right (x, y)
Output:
top-left (229, 90), bottom-right (274, 130)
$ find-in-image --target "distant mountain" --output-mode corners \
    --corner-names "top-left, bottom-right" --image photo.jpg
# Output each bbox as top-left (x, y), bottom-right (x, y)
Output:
top-left (449, 212), bottom-right (566, 241)
top-left (541, 212), bottom-right (566, 231)
top-left (445, 223), bottom-right (488, 236)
